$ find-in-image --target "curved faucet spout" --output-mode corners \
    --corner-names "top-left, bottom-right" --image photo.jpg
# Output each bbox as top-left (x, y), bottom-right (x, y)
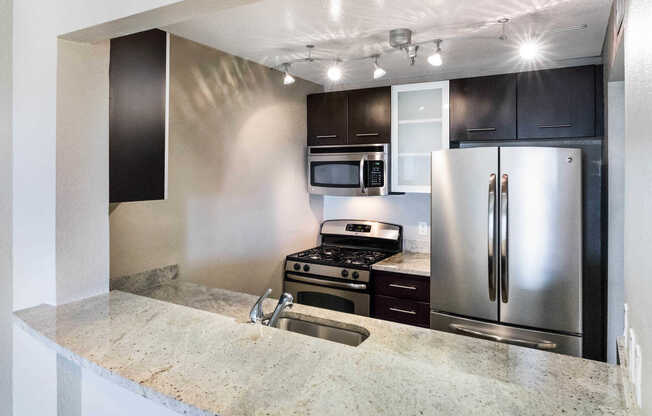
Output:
top-left (267, 293), bottom-right (294, 327)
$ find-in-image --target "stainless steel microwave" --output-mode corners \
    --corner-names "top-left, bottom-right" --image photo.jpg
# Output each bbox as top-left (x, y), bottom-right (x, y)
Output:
top-left (308, 144), bottom-right (389, 196)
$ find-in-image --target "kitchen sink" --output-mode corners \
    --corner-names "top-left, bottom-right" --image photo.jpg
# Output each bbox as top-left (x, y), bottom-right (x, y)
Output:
top-left (266, 316), bottom-right (369, 347)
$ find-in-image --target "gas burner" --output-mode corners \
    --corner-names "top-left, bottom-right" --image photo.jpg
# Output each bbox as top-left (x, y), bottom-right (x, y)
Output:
top-left (287, 246), bottom-right (394, 269)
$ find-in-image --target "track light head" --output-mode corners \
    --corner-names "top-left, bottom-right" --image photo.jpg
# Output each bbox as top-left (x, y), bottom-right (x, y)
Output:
top-left (327, 61), bottom-right (342, 81)
top-left (519, 40), bottom-right (541, 60)
top-left (427, 40), bottom-right (443, 66)
top-left (372, 55), bottom-right (386, 79)
top-left (281, 63), bottom-right (295, 85)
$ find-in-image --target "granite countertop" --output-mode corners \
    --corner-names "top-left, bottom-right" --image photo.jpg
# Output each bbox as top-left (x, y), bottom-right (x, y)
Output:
top-left (15, 281), bottom-right (636, 416)
top-left (372, 252), bottom-right (430, 277)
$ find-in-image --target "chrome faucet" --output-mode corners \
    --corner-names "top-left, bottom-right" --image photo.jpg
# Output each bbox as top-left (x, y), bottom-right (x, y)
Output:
top-left (249, 288), bottom-right (272, 324)
top-left (267, 292), bottom-right (294, 327)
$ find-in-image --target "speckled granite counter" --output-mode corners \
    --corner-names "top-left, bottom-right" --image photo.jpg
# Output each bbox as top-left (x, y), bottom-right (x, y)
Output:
top-left (15, 284), bottom-right (636, 416)
top-left (372, 252), bottom-right (430, 277)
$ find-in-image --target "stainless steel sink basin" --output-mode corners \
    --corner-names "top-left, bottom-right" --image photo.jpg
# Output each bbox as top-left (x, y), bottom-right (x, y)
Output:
top-left (267, 316), bottom-right (369, 347)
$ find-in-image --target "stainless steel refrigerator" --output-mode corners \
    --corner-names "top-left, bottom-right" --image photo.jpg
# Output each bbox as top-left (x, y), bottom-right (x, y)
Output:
top-left (430, 147), bottom-right (582, 356)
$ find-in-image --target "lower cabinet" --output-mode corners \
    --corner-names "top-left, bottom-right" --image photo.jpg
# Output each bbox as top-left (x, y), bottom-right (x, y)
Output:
top-left (372, 271), bottom-right (430, 328)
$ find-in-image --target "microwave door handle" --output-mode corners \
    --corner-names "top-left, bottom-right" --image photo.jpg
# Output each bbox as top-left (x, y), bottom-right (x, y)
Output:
top-left (359, 154), bottom-right (367, 194)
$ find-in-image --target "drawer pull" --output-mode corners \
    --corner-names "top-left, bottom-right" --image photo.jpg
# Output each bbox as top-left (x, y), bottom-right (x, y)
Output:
top-left (537, 124), bottom-right (572, 129)
top-left (388, 283), bottom-right (417, 290)
top-left (389, 307), bottom-right (417, 315)
top-left (467, 127), bottom-right (496, 132)
top-left (315, 135), bottom-right (337, 139)
top-left (355, 133), bottom-right (380, 137)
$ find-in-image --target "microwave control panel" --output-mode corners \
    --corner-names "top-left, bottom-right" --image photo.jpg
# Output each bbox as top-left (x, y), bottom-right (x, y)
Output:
top-left (367, 160), bottom-right (384, 187)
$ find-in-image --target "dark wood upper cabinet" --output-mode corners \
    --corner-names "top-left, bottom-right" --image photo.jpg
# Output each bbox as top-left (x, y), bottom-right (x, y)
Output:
top-left (307, 92), bottom-right (348, 146)
top-left (517, 66), bottom-right (596, 139)
top-left (450, 74), bottom-right (517, 141)
top-left (110, 29), bottom-right (167, 203)
top-left (347, 87), bottom-right (391, 144)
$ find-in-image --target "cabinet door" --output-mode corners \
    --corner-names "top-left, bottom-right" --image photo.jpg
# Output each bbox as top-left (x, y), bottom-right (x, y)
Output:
top-left (517, 66), bottom-right (595, 139)
top-left (307, 92), bottom-right (348, 146)
top-left (450, 74), bottom-right (516, 141)
top-left (348, 87), bottom-right (391, 144)
top-left (391, 81), bottom-right (449, 193)
top-left (110, 29), bottom-right (167, 203)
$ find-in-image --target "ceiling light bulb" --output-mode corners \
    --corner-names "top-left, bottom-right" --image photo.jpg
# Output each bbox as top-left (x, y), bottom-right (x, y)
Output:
top-left (283, 71), bottom-right (295, 85)
top-left (519, 40), bottom-right (540, 60)
top-left (327, 64), bottom-right (342, 81)
top-left (428, 52), bottom-right (442, 66)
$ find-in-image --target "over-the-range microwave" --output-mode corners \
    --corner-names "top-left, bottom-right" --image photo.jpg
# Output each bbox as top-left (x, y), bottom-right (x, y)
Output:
top-left (308, 144), bottom-right (389, 196)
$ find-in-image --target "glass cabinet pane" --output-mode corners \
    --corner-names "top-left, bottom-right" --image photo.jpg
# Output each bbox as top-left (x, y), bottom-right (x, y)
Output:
top-left (398, 89), bottom-right (443, 121)
top-left (392, 81), bottom-right (450, 193)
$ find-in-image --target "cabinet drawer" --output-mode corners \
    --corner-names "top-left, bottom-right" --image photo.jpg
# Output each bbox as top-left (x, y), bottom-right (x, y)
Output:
top-left (373, 295), bottom-right (430, 328)
top-left (373, 271), bottom-right (429, 302)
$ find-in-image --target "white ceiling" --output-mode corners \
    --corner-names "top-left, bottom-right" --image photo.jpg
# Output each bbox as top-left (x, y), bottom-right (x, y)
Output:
top-left (164, 0), bottom-right (611, 90)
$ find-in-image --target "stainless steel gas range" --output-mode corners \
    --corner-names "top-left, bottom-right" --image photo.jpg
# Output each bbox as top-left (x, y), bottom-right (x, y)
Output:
top-left (284, 220), bottom-right (402, 316)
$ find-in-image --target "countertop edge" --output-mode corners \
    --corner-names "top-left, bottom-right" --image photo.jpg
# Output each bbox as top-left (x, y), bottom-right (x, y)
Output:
top-left (372, 252), bottom-right (430, 277)
top-left (13, 295), bottom-right (215, 416)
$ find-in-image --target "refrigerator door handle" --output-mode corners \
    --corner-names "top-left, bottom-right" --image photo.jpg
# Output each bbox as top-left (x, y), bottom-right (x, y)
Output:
top-left (449, 324), bottom-right (557, 350)
top-left (500, 173), bottom-right (509, 303)
top-left (488, 173), bottom-right (497, 302)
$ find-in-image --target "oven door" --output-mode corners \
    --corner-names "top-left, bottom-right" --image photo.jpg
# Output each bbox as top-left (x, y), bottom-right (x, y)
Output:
top-left (284, 274), bottom-right (370, 316)
top-left (308, 145), bottom-right (388, 196)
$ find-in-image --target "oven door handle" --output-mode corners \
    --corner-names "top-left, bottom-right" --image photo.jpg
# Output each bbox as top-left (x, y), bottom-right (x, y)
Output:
top-left (286, 273), bottom-right (368, 290)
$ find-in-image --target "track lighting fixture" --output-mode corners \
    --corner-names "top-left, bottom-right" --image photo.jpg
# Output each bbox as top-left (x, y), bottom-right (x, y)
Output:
top-left (372, 55), bottom-right (386, 79)
top-left (427, 40), bottom-right (443, 66)
top-left (275, 20), bottom-right (587, 84)
top-left (282, 63), bottom-right (295, 85)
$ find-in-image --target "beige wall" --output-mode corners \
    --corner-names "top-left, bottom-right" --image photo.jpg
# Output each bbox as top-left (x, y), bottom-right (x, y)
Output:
top-left (1, 0), bottom-right (12, 412)
top-left (56, 39), bottom-right (111, 305)
top-left (624, 0), bottom-right (652, 412)
top-left (110, 35), bottom-right (323, 296)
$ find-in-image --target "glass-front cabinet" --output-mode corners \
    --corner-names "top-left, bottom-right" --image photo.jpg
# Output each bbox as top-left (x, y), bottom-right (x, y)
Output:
top-left (391, 81), bottom-right (450, 193)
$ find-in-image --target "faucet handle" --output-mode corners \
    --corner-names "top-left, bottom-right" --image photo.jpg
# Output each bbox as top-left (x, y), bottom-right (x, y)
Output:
top-left (249, 288), bottom-right (272, 323)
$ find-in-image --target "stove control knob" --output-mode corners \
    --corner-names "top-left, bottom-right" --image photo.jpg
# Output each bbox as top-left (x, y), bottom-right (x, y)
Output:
top-left (303, 264), bottom-right (310, 272)
top-left (293, 263), bottom-right (301, 271)
top-left (352, 271), bottom-right (360, 280)
top-left (341, 269), bottom-right (349, 278)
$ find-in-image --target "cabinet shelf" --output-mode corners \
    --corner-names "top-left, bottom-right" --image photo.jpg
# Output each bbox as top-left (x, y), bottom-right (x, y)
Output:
top-left (398, 118), bottom-right (442, 125)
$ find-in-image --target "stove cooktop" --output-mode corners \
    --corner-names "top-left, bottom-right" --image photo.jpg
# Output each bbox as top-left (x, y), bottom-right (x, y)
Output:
top-left (286, 245), bottom-right (395, 269)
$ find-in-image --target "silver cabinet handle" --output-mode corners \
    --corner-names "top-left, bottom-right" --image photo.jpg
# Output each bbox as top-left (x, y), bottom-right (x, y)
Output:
top-left (488, 173), bottom-right (497, 302)
top-left (467, 128), bottom-right (496, 132)
top-left (315, 134), bottom-right (338, 138)
top-left (355, 133), bottom-right (380, 137)
top-left (286, 273), bottom-right (368, 290)
top-left (500, 173), bottom-right (509, 304)
top-left (537, 124), bottom-right (572, 129)
top-left (449, 324), bottom-right (557, 350)
top-left (388, 283), bottom-right (417, 290)
top-left (389, 307), bottom-right (417, 315)
top-left (359, 154), bottom-right (367, 194)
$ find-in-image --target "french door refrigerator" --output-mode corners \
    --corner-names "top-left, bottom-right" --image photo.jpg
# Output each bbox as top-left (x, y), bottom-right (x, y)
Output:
top-left (430, 147), bottom-right (582, 357)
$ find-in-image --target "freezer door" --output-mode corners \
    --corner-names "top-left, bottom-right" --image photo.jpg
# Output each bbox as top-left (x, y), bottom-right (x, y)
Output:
top-left (499, 147), bottom-right (582, 334)
top-left (431, 148), bottom-right (499, 321)
top-left (430, 311), bottom-right (582, 357)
